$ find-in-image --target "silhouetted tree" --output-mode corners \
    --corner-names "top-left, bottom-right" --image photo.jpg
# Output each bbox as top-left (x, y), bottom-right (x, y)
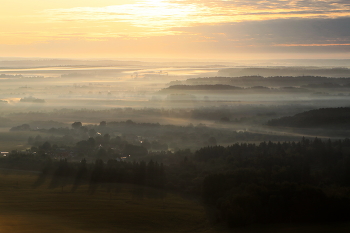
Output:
top-left (71, 121), bottom-right (82, 129)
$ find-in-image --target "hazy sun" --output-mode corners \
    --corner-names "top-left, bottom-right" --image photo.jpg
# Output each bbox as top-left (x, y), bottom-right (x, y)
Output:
top-left (144, 0), bottom-right (164, 5)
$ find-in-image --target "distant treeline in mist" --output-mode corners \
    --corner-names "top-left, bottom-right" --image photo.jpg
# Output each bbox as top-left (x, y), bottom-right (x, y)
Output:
top-left (218, 67), bottom-right (350, 78)
top-left (268, 107), bottom-right (350, 128)
top-left (161, 84), bottom-right (313, 94)
top-left (170, 75), bottom-right (350, 88)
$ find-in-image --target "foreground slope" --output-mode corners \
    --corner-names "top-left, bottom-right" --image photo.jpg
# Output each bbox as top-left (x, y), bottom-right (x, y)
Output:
top-left (0, 172), bottom-right (213, 233)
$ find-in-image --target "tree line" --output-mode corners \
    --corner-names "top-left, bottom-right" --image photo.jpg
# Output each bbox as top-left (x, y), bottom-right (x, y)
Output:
top-left (3, 137), bottom-right (350, 228)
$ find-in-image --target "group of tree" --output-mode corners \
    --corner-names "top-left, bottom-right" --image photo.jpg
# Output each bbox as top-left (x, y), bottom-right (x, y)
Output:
top-left (195, 137), bottom-right (350, 226)
top-left (4, 134), bottom-right (350, 228)
top-left (36, 158), bottom-right (165, 195)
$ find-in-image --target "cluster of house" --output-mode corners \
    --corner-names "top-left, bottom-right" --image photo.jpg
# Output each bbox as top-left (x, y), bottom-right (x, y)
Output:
top-left (1, 144), bottom-right (134, 161)
top-left (1, 152), bottom-right (9, 157)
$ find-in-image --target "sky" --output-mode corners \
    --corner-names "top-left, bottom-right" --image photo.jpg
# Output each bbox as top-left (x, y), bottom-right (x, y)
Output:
top-left (1, 0), bottom-right (350, 60)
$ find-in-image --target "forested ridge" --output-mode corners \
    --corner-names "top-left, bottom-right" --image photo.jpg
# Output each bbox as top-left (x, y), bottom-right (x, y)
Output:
top-left (198, 138), bottom-right (350, 226)
top-left (268, 107), bottom-right (350, 128)
top-left (170, 75), bottom-right (350, 87)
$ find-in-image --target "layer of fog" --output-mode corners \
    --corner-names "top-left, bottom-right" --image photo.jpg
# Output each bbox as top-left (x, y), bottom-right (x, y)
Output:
top-left (1, 58), bottom-right (350, 143)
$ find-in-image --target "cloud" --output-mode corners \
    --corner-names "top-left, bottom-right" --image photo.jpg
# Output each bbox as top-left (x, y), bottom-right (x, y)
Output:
top-left (2, 0), bottom-right (350, 57)
top-left (43, 2), bottom-right (200, 35)
top-left (172, 17), bottom-right (350, 48)
top-left (42, 0), bottom-right (350, 38)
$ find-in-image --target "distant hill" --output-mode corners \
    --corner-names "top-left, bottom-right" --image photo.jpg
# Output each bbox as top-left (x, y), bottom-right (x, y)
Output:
top-left (163, 84), bottom-right (243, 91)
top-left (160, 84), bottom-right (311, 94)
top-left (170, 75), bottom-right (350, 88)
top-left (218, 67), bottom-right (350, 78)
top-left (267, 107), bottom-right (350, 128)
top-left (20, 97), bottom-right (45, 103)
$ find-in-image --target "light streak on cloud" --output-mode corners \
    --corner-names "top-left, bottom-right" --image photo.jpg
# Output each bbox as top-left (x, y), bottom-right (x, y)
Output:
top-left (42, 0), bottom-right (350, 38)
top-left (275, 43), bottom-right (350, 47)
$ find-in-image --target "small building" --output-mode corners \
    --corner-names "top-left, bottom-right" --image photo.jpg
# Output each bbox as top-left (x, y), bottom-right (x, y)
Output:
top-left (1, 152), bottom-right (9, 157)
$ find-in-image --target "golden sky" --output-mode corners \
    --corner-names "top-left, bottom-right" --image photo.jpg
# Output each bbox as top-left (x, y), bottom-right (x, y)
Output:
top-left (1, 0), bottom-right (350, 59)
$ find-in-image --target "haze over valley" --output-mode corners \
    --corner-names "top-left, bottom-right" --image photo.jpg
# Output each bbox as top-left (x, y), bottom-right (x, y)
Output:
top-left (2, 0), bottom-right (350, 232)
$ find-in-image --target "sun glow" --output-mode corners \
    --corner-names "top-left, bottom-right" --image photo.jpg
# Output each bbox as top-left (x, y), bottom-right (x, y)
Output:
top-left (1, 0), bottom-right (350, 57)
top-left (41, 0), bottom-right (199, 37)
top-left (144, 0), bottom-right (164, 4)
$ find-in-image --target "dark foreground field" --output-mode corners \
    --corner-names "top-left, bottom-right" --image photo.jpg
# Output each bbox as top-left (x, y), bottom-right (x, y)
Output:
top-left (0, 171), bottom-right (213, 233)
top-left (0, 171), bottom-right (349, 233)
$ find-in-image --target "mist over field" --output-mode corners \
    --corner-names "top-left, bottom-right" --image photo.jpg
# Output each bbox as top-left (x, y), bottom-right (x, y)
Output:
top-left (2, 58), bottom-right (350, 134)
top-left (1, 58), bottom-right (350, 161)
